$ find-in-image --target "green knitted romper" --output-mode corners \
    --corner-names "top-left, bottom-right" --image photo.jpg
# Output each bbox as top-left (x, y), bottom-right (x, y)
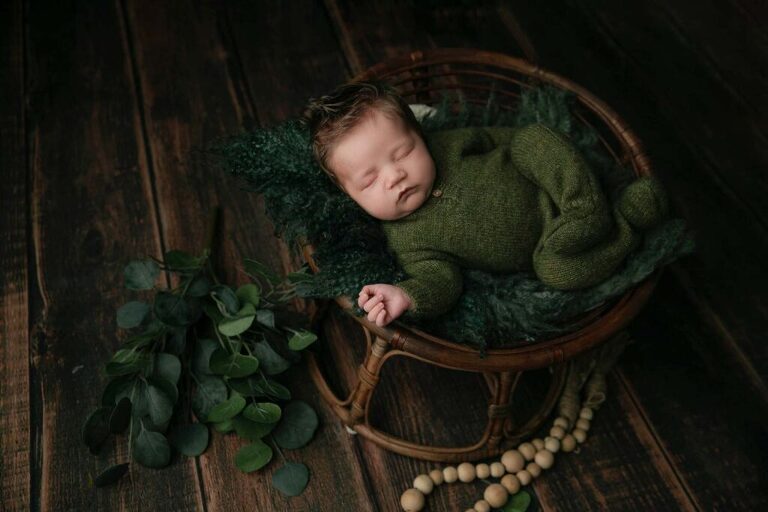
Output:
top-left (381, 123), bottom-right (670, 319)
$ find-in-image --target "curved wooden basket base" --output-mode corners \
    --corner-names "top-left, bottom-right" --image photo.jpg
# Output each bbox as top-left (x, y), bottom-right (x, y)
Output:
top-left (307, 325), bottom-right (569, 463)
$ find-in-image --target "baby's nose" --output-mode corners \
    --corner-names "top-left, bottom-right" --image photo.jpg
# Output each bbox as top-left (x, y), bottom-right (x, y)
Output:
top-left (386, 167), bottom-right (406, 187)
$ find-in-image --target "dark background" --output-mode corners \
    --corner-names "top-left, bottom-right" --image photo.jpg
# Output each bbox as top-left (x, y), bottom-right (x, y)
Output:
top-left (2, 0), bottom-right (767, 510)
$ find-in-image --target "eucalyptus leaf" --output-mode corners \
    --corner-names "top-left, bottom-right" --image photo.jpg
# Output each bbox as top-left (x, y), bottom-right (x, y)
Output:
top-left (105, 349), bottom-right (150, 376)
top-left (209, 349), bottom-right (259, 378)
top-left (210, 285), bottom-right (240, 315)
top-left (228, 376), bottom-right (267, 398)
top-left (148, 375), bottom-right (178, 405)
top-left (206, 391), bottom-right (246, 423)
top-left (133, 419), bottom-right (171, 468)
top-left (94, 463), bottom-right (130, 488)
top-left (82, 407), bottom-right (112, 455)
top-left (191, 375), bottom-right (228, 422)
top-left (101, 375), bottom-right (135, 407)
top-left (286, 328), bottom-right (317, 351)
top-left (145, 380), bottom-right (174, 425)
top-left (502, 490), bottom-right (532, 512)
top-left (255, 309), bottom-right (275, 328)
top-left (236, 283), bottom-right (261, 307)
top-left (251, 340), bottom-right (290, 375)
top-left (242, 402), bottom-right (281, 424)
top-left (213, 418), bottom-right (235, 433)
top-left (272, 400), bottom-right (318, 450)
top-left (243, 258), bottom-right (281, 286)
top-left (217, 303), bottom-right (256, 337)
top-left (164, 250), bottom-right (201, 271)
top-left (154, 291), bottom-right (191, 328)
top-left (185, 297), bottom-right (204, 325)
top-left (232, 415), bottom-right (276, 441)
top-left (169, 423), bottom-right (209, 457)
top-left (165, 327), bottom-right (187, 355)
top-left (122, 323), bottom-right (164, 350)
top-left (187, 275), bottom-right (213, 297)
top-left (201, 299), bottom-right (224, 323)
top-left (124, 260), bottom-right (160, 290)
top-left (272, 462), bottom-right (310, 497)
top-left (153, 353), bottom-right (181, 385)
top-left (234, 440), bottom-right (273, 473)
top-left (116, 301), bottom-right (151, 329)
top-left (109, 397), bottom-right (132, 434)
top-left (192, 338), bottom-right (218, 375)
top-left (261, 377), bottom-right (291, 401)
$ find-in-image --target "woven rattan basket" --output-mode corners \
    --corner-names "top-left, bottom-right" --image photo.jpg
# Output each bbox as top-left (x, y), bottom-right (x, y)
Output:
top-left (302, 48), bottom-right (662, 462)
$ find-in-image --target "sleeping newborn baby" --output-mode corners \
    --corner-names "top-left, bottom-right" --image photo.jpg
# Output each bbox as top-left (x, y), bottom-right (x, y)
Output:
top-left (302, 80), bottom-right (670, 327)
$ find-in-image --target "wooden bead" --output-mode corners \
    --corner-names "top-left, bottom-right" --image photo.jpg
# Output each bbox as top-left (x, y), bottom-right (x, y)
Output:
top-left (554, 416), bottom-right (570, 429)
top-left (572, 428), bottom-right (587, 443)
top-left (458, 462), bottom-right (476, 483)
top-left (464, 509), bottom-right (475, 512)
top-left (532, 438), bottom-right (545, 451)
top-left (544, 436), bottom-right (560, 453)
top-left (535, 449), bottom-right (555, 470)
top-left (518, 442), bottom-right (536, 461)
top-left (443, 466), bottom-right (458, 483)
top-left (549, 425), bottom-right (566, 440)
top-left (400, 488), bottom-right (425, 511)
top-left (484, 483), bottom-right (509, 508)
top-left (579, 407), bottom-right (594, 420)
top-left (561, 434), bottom-right (577, 452)
top-left (576, 418), bottom-right (591, 432)
top-left (429, 469), bottom-right (444, 485)
top-left (500, 473), bottom-right (521, 494)
top-left (525, 462), bottom-right (542, 478)
top-left (413, 474), bottom-right (434, 495)
top-left (490, 462), bottom-right (506, 478)
top-left (516, 470), bottom-right (532, 486)
top-left (501, 449), bottom-right (525, 473)
top-left (475, 463), bottom-right (490, 479)
top-left (473, 499), bottom-right (491, 512)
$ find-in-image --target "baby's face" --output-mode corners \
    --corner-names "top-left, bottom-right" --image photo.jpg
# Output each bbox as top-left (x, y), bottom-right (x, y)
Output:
top-left (327, 107), bottom-right (436, 220)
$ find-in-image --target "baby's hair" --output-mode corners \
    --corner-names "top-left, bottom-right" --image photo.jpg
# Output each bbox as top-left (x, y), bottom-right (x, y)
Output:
top-left (301, 79), bottom-right (424, 190)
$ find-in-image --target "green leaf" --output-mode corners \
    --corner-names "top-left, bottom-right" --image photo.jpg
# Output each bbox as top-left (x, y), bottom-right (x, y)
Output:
top-left (187, 275), bottom-right (213, 297)
top-left (165, 327), bottom-right (187, 355)
top-left (109, 397), bottom-right (132, 434)
top-left (252, 340), bottom-right (290, 375)
top-left (153, 353), bottom-right (181, 385)
top-left (169, 423), bottom-right (209, 457)
top-left (272, 400), bottom-right (318, 449)
top-left (243, 402), bottom-right (282, 424)
top-left (261, 377), bottom-right (291, 401)
top-left (191, 375), bottom-right (228, 422)
top-left (133, 419), bottom-right (171, 468)
top-left (206, 391), bottom-right (246, 423)
top-left (286, 328), bottom-right (317, 351)
top-left (234, 440), bottom-right (273, 473)
top-left (122, 323), bottom-right (164, 350)
top-left (164, 250), bottom-right (201, 271)
top-left (255, 309), bottom-right (275, 328)
top-left (209, 349), bottom-right (259, 378)
top-left (116, 301), bottom-right (151, 329)
top-left (213, 418), bottom-right (235, 433)
top-left (502, 490), bottom-right (532, 512)
top-left (272, 462), bottom-right (310, 497)
top-left (82, 407), bottom-right (112, 455)
top-left (210, 285), bottom-right (240, 315)
top-left (101, 375), bottom-right (135, 407)
top-left (228, 376), bottom-right (267, 398)
top-left (192, 338), bottom-right (218, 375)
top-left (217, 303), bottom-right (257, 337)
top-left (232, 415), bottom-right (276, 441)
top-left (124, 260), bottom-right (160, 290)
top-left (154, 291), bottom-right (191, 328)
top-left (236, 283), bottom-right (261, 307)
top-left (286, 269), bottom-right (314, 284)
top-left (145, 380), bottom-right (174, 425)
top-left (120, 380), bottom-right (147, 419)
top-left (148, 375), bottom-right (178, 404)
top-left (201, 299), bottom-right (224, 323)
top-left (94, 463), bottom-right (130, 487)
top-left (243, 258), bottom-right (281, 286)
top-left (105, 349), bottom-right (150, 376)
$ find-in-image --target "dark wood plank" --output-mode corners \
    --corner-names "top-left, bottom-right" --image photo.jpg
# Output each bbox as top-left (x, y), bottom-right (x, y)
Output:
top-left (123, 0), bottom-right (376, 509)
top-left (321, 1), bottom-right (699, 510)
top-left (507, 1), bottom-right (768, 509)
top-left (25, 0), bottom-right (203, 510)
top-left (0, 0), bottom-right (30, 509)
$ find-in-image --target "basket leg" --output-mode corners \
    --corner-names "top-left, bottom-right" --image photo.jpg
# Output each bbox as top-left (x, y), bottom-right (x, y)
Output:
top-left (348, 333), bottom-right (389, 425)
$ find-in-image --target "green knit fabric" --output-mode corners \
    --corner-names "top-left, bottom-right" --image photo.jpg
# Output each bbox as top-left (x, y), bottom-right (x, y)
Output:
top-left (386, 123), bottom-right (671, 319)
top-left (209, 86), bottom-right (696, 355)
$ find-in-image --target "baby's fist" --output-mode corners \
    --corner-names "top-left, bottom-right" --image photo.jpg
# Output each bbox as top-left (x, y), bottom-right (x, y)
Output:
top-left (357, 284), bottom-right (413, 327)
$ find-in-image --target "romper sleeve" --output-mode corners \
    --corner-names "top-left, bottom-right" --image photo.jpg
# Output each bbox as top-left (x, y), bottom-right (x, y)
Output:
top-left (394, 252), bottom-right (463, 320)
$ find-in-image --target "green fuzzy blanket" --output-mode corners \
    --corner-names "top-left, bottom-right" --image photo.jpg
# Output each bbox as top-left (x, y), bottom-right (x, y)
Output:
top-left (211, 86), bottom-right (695, 355)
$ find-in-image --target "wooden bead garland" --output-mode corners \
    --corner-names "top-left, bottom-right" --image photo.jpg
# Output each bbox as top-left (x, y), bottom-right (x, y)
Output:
top-left (398, 406), bottom-right (597, 511)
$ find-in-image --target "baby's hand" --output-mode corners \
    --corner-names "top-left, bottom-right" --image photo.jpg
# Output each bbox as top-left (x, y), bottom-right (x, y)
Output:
top-left (357, 284), bottom-right (413, 327)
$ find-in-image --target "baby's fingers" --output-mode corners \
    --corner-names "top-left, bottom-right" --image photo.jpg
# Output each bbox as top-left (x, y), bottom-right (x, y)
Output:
top-left (367, 301), bottom-right (385, 322)
top-left (375, 308), bottom-right (388, 326)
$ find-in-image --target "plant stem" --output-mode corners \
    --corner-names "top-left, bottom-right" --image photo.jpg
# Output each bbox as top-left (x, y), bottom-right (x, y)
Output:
top-left (267, 434), bottom-right (287, 463)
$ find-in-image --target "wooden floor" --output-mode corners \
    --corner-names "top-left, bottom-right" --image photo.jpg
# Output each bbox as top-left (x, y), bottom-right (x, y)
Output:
top-left (2, 0), bottom-right (767, 510)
